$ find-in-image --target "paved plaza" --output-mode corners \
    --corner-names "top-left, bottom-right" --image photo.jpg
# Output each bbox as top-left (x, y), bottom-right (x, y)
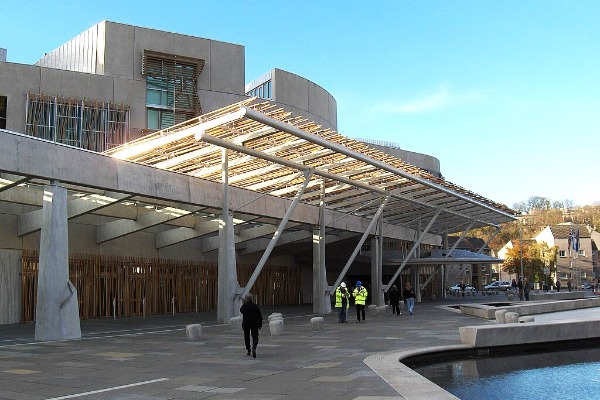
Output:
top-left (1, 294), bottom-right (599, 400)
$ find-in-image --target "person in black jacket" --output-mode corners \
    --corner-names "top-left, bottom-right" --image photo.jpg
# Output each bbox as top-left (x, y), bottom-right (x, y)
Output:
top-left (240, 293), bottom-right (263, 358)
top-left (389, 285), bottom-right (401, 316)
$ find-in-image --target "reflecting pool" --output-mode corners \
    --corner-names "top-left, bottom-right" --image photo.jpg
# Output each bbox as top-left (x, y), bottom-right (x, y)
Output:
top-left (410, 346), bottom-right (600, 400)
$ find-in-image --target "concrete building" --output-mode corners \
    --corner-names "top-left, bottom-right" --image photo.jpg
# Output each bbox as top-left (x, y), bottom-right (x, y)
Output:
top-left (0, 21), bottom-right (516, 335)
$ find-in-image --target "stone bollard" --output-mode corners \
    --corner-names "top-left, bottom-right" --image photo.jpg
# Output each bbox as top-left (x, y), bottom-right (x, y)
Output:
top-left (230, 316), bottom-right (242, 331)
top-left (185, 324), bottom-right (202, 341)
top-left (269, 319), bottom-right (284, 335)
top-left (376, 306), bottom-right (387, 316)
top-left (367, 305), bottom-right (377, 315)
top-left (504, 312), bottom-right (520, 323)
top-left (495, 309), bottom-right (508, 324)
top-left (519, 316), bottom-right (535, 323)
top-left (268, 313), bottom-right (283, 323)
top-left (310, 317), bottom-right (324, 331)
top-left (507, 292), bottom-right (514, 301)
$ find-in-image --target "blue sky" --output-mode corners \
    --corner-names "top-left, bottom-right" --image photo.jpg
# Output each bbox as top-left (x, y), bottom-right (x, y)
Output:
top-left (2, 0), bottom-right (599, 208)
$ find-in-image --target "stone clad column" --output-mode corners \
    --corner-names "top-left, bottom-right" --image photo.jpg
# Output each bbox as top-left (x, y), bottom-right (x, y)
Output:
top-left (218, 149), bottom-right (240, 323)
top-left (313, 181), bottom-right (330, 314)
top-left (35, 181), bottom-right (81, 341)
top-left (371, 236), bottom-right (384, 306)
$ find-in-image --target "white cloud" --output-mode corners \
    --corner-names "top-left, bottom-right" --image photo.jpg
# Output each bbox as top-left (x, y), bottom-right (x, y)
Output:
top-left (369, 85), bottom-right (482, 114)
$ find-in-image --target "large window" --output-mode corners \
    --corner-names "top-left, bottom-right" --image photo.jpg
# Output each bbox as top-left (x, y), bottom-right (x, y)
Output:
top-left (245, 80), bottom-right (272, 100)
top-left (143, 50), bottom-right (204, 130)
top-left (0, 96), bottom-right (6, 129)
top-left (25, 93), bottom-right (129, 152)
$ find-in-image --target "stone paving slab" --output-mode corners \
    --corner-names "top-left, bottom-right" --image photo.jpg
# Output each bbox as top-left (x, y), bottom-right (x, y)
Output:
top-left (1, 294), bottom-right (598, 400)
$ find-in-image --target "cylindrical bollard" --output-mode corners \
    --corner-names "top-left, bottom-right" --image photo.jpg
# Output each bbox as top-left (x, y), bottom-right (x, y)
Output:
top-left (495, 309), bottom-right (508, 324)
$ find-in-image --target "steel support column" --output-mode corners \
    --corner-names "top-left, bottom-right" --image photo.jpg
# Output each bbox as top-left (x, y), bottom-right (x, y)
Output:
top-left (384, 209), bottom-right (443, 293)
top-left (241, 170), bottom-right (314, 299)
top-left (331, 195), bottom-right (390, 292)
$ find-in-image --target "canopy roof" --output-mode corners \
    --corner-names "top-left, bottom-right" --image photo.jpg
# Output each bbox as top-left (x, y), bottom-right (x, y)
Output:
top-left (105, 99), bottom-right (516, 235)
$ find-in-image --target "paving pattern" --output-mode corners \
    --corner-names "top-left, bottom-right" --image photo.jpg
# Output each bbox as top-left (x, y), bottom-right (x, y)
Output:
top-left (1, 294), bottom-right (597, 400)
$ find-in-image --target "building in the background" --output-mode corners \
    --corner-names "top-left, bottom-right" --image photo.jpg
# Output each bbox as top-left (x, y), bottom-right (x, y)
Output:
top-left (534, 223), bottom-right (596, 286)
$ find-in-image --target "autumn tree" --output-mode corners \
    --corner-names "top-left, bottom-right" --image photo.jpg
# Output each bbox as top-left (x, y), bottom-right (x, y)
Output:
top-left (502, 241), bottom-right (557, 283)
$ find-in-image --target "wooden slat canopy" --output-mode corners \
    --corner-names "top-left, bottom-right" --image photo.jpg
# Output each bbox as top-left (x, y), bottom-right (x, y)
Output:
top-left (104, 98), bottom-right (517, 234)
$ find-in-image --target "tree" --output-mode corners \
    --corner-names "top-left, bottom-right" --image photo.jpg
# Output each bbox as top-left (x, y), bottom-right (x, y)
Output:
top-left (502, 241), bottom-right (557, 283)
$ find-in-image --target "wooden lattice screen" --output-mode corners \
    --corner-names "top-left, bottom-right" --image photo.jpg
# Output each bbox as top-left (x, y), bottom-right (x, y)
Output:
top-left (21, 251), bottom-right (301, 323)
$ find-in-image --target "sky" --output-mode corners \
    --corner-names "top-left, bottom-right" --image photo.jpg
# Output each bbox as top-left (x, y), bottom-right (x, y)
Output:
top-left (2, 0), bottom-right (599, 208)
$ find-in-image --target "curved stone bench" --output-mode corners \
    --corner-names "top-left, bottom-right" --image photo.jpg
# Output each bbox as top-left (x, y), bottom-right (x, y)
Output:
top-left (185, 324), bottom-right (202, 341)
top-left (460, 319), bottom-right (600, 347)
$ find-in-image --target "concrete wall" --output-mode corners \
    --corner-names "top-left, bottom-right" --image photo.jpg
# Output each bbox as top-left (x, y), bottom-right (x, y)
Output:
top-left (271, 69), bottom-right (337, 131)
top-left (2, 21), bottom-right (246, 137)
top-left (0, 249), bottom-right (22, 324)
top-left (360, 143), bottom-right (442, 177)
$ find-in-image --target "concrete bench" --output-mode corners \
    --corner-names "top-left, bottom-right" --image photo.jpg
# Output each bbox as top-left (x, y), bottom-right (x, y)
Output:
top-left (185, 324), bottom-right (202, 341)
top-left (460, 319), bottom-right (600, 347)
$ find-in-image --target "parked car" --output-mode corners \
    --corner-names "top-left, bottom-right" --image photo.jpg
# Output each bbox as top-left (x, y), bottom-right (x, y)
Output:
top-left (483, 280), bottom-right (512, 291)
top-left (581, 283), bottom-right (594, 290)
top-left (449, 284), bottom-right (476, 292)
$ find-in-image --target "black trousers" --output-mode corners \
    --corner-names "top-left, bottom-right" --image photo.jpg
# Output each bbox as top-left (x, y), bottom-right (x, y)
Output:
top-left (356, 304), bottom-right (366, 321)
top-left (244, 326), bottom-right (259, 350)
top-left (391, 303), bottom-right (400, 315)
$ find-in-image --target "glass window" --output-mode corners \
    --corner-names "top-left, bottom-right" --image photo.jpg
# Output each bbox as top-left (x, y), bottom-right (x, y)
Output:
top-left (559, 250), bottom-right (566, 258)
top-left (0, 96), bottom-right (6, 129)
top-left (147, 109), bottom-right (159, 130)
top-left (578, 249), bottom-right (585, 257)
top-left (146, 89), bottom-right (163, 106)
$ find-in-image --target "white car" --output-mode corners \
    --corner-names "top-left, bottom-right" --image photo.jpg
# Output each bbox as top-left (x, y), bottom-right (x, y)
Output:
top-left (449, 284), bottom-right (476, 292)
top-left (483, 280), bottom-right (512, 291)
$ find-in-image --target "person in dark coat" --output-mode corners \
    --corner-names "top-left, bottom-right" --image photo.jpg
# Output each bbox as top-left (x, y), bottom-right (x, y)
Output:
top-left (240, 293), bottom-right (263, 358)
top-left (389, 285), bottom-right (401, 316)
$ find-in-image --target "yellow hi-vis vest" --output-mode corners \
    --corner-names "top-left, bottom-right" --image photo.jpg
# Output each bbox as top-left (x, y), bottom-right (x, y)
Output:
top-left (353, 286), bottom-right (368, 305)
top-left (335, 287), bottom-right (349, 308)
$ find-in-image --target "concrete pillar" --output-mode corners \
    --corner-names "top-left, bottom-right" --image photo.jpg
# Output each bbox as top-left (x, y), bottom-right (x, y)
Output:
top-left (217, 149), bottom-right (240, 323)
top-left (312, 228), bottom-right (330, 314)
top-left (218, 213), bottom-right (239, 323)
top-left (414, 266), bottom-right (422, 303)
top-left (35, 181), bottom-right (81, 341)
top-left (313, 183), bottom-right (330, 314)
top-left (371, 236), bottom-right (384, 306)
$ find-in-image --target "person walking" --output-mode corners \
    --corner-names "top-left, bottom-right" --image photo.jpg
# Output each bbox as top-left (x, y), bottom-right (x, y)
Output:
top-left (403, 282), bottom-right (416, 315)
top-left (523, 277), bottom-right (530, 301)
top-left (240, 293), bottom-right (263, 358)
top-left (517, 278), bottom-right (524, 301)
top-left (335, 282), bottom-right (350, 323)
top-left (353, 281), bottom-right (368, 322)
top-left (567, 279), bottom-right (572, 292)
top-left (389, 284), bottom-right (401, 316)
top-left (556, 279), bottom-right (561, 292)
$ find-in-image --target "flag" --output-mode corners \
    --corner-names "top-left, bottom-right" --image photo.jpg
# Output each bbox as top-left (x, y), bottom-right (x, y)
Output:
top-left (574, 227), bottom-right (580, 252)
top-left (568, 227), bottom-right (572, 250)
